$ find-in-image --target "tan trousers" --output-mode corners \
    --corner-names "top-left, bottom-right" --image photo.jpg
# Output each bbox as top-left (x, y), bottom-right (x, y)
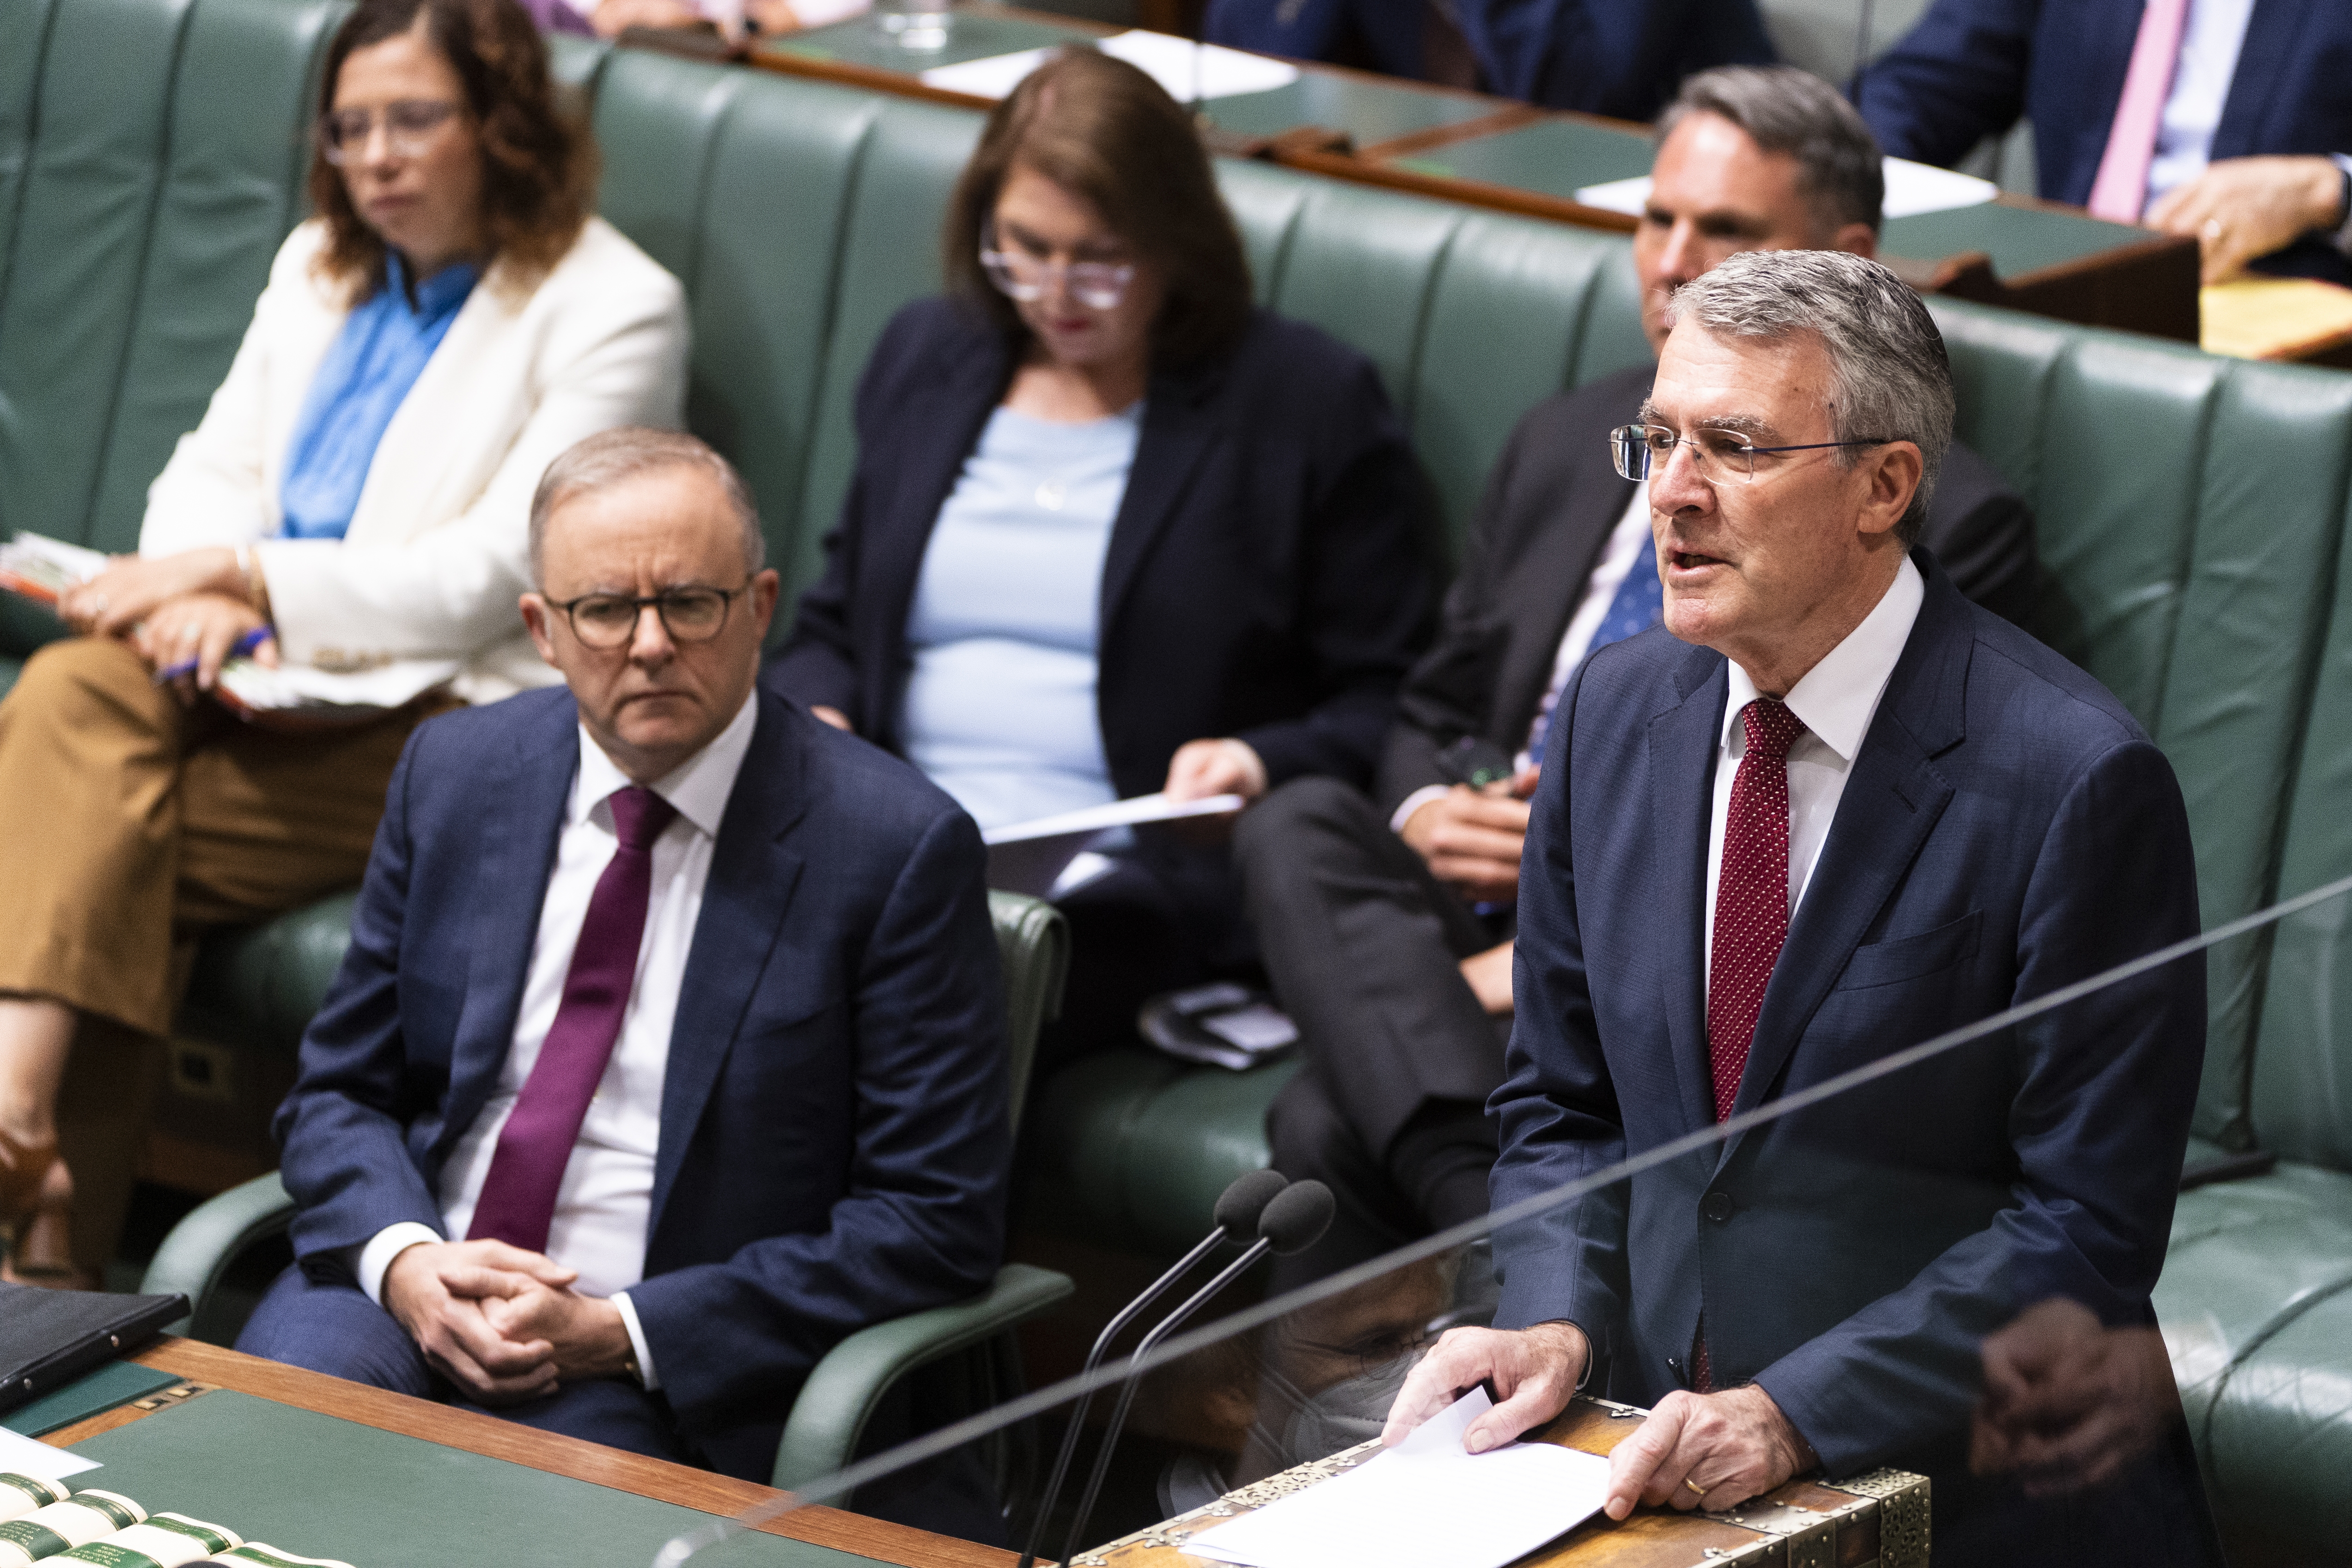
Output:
top-left (0, 636), bottom-right (450, 1037)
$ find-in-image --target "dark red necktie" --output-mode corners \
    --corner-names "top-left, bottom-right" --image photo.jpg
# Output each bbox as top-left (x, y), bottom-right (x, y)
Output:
top-left (1693, 699), bottom-right (1803, 1395)
top-left (469, 785), bottom-right (676, 1254)
top-left (1706, 698), bottom-right (1805, 1123)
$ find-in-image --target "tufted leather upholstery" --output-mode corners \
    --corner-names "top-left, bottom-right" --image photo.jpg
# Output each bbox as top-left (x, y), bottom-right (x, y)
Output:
top-left (6, 3), bottom-right (2352, 1538)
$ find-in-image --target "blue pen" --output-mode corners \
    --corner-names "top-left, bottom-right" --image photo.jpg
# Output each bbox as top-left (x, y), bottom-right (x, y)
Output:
top-left (152, 624), bottom-right (274, 686)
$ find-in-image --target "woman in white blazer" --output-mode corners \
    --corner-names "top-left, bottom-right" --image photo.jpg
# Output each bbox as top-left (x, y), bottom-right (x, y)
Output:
top-left (0, 0), bottom-right (685, 1283)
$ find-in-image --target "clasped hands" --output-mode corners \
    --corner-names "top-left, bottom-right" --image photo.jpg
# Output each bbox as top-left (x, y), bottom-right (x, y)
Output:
top-left (382, 1239), bottom-right (634, 1405)
top-left (2148, 154), bottom-right (2350, 285)
top-left (1382, 1324), bottom-right (1816, 1520)
top-left (56, 545), bottom-right (278, 702)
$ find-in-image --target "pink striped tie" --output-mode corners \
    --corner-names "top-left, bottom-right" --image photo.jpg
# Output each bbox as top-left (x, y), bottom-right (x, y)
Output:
top-left (2085, 0), bottom-right (2191, 223)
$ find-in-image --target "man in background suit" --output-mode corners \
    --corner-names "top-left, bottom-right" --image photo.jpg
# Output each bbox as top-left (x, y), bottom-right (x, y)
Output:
top-left (1205, 0), bottom-right (1773, 119)
top-left (1860, 0), bottom-right (2352, 284)
top-left (1383, 250), bottom-right (2212, 1562)
top-left (240, 429), bottom-right (1011, 1535)
top-left (1235, 66), bottom-right (2035, 1287)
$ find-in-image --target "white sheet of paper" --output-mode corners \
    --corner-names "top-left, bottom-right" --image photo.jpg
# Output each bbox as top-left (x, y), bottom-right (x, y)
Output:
top-left (1576, 156), bottom-right (1998, 221)
top-left (1181, 1389), bottom-right (1607, 1568)
top-left (983, 793), bottom-right (1245, 899)
top-left (0, 1423), bottom-right (100, 1481)
top-left (215, 658), bottom-right (460, 712)
top-left (921, 31), bottom-right (1297, 102)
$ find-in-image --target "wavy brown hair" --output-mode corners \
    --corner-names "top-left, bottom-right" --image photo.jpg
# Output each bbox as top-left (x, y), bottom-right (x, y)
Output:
top-left (944, 48), bottom-right (1253, 367)
top-left (309, 0), bottom-right (594, 302)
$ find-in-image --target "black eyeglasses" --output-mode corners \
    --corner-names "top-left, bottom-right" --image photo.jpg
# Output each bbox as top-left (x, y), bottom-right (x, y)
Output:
top-left (1610, 423), bottom-right (1895, 484)
top-left (547, 584), bottom-right (749, 649)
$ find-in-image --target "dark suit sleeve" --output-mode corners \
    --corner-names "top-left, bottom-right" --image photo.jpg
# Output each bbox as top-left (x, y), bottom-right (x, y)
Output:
top-left (1486, 660), bottom-right (1635, 1370)
top-left (275, 727), bottom-right (456, 1264)
top-left (1855, 0), bottom-right (2039, 169)
top-left (1920, 442), bottom-right (2039, 627)
top-left (625, 807), bottom-right (1011, 1430)
top-left (1232, 354), bottom-right (1435, 790)
top-left (1753, 733), bottom-right (2204, 1476)
top-left (1374, 415), bottom-right (1527, 817)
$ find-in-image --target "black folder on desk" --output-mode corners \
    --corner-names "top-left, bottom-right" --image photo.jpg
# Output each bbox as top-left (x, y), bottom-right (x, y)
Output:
top-left (0, 1281), bottom-right (185, 1415)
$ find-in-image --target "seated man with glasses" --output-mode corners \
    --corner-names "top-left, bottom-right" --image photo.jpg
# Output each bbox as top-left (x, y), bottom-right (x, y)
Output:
top-left (1232, 65), bottom-right (2035, 1294)
top-left (239, 428), bottom-right (1016, 1539)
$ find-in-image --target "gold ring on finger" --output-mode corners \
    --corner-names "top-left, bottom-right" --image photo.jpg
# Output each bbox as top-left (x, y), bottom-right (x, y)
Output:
top-left (2202, 218), bottom-right (2224, 242)
top-left (1685, 1478), bottom-right (1706, 1498)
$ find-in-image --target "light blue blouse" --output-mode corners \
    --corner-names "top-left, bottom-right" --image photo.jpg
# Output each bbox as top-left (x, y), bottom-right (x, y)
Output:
top-left (279, 252), bottom-right (479, 541)
top-left (897, 402), bottom-right (1142, 831)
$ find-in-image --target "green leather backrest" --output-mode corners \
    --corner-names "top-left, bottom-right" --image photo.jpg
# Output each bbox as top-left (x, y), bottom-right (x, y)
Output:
top-left (0, 0), bottom-right (341, 555)
top-left (1932, 299), bottom-right (2352, 1155)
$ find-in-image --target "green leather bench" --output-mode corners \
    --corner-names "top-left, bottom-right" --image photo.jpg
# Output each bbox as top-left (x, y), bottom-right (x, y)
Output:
top-left (6, 0), bottom-right (2352, 1545)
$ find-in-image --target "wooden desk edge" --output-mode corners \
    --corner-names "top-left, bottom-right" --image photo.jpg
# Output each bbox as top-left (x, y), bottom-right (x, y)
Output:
top-left (41, 1338), bottom-right (1025, 1568)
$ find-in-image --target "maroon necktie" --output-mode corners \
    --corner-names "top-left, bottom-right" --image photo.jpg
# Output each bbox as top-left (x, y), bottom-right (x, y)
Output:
top-left (1706, 698), bottom-right (1805, 1123)
top-left (1691, 700), bottom-right (1802, 1396)
top-left (468, 785), bottom-right (677, 1254)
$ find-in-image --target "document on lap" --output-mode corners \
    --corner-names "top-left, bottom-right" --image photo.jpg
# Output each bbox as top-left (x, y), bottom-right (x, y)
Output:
top-left (982, 791), bottom-right (1245, 898)
top-left (206, 658), bottom-right (459, 730)
top-left (0, 532), bottom-right (107, 606)
top-left (1182, 1389), bottom-right (1609, 1568)
top-left (921, 32), bottom-right (1299, 103)
top-left (1577, 157), bottom-right (2000, 221)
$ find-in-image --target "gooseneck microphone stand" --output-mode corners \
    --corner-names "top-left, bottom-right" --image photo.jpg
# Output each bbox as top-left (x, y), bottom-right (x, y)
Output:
top-left (1058, 1180), bottom-right (1336, 1566)
top-left (1015, 1169), bottom-right (1290, 1568)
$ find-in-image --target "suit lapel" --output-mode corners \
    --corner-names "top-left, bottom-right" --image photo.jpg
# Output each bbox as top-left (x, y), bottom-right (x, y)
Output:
top-left (649, 692), bottom-right (810, 1236)
top-left (442, 696), bottom-right (577, 1147)
top-left (1712, 565), bottom-right (1974, 1171)
top-left (1490, 368), bottom-right (1652, 746)
top-left (2214, 0), bottom-right (2314, 159)
top-left (1100, 356), bottom-right (1222, 632)
top-left (1649, 645), bottom-right (1729, 1136)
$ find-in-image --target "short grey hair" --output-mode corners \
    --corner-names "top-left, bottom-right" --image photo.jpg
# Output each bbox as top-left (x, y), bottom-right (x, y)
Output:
top-left (1665, 250), bottom-right (1953, 546)
top-left (1657, 66), bottom-right (1885, 238)
top-left (529, 427), bottom-right (765, 582)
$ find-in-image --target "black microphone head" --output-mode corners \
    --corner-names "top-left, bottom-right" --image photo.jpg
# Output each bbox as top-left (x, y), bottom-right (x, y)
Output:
top-left (1258, 1180), bottom-right (1335, 1256)
top-left (1213, 1169), bottom-right (1290, 1237)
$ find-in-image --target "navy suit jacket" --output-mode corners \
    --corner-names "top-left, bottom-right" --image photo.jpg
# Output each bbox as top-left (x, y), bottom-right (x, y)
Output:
top-left (766, 298), bottom-right (1433, 799)
top-left (1492, 554), bottom-right (2205, 1487)
top-left (1858, 0), bottom-right (2352, 281)
top-left (1206, 0), bottom-right (1772, 119)
top-left (275, 686), bottom-right (1011, 1476)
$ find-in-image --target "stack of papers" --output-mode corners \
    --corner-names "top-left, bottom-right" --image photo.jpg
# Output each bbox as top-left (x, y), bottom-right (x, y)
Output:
top-left (1183, 1390), bottom-right (1609, 1568)
top-left (213, 658), bottom-right (459, 728)
top-left (0, 531), bottom-right (107, 606)
top-left (1576, 156), bottom-right (2000, 221)
top-left (981, 791), bottom-right (1244, 897)
top-left (2200, 275), bottom-right (2352, 360)
top-left (921, 30), bottom-right (1299, 103)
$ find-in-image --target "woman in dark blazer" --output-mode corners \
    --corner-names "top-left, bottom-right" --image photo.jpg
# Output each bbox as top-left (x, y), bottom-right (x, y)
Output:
top-left (765, 47), bottom-right (1432, 1064)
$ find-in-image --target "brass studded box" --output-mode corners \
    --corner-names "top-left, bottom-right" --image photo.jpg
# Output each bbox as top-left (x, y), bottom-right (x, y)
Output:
top-left (1078, 1395), bottom-right (1929, 1568)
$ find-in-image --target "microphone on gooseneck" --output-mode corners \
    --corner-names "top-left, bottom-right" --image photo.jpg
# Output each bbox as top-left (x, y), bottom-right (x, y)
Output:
top-left (1058, 1181), bottom-right (1337, 1567)
top-left (1016, 1169), bottom-right (1291, 1568)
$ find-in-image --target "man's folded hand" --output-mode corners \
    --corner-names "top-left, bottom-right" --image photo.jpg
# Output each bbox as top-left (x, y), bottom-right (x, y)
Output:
top-left (483, 1284), bottom-right (634, 1383)
top-left (1601, 1385), bottom-right (1814, 1519)
top-left (383, 1239), bottom-right (577, 1405)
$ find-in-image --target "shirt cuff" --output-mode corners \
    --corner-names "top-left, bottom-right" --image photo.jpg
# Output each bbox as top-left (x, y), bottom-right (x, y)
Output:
top-left (2332, 156), bottom-right (2352, 256)
top-left (356, 1222), bottom-right (445, 1306)
top-left (612, 1292), bottom-right (660, 1391)
top-left (1389, 784), bottom-right (1453, 836)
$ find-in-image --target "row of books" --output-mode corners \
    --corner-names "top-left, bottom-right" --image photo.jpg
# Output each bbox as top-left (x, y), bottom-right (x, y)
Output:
top-left (0, 1473), bottom-right (349, 1568)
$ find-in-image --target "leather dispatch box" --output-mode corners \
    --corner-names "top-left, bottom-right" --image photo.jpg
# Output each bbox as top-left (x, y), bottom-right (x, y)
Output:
top-left (1079, 1396), bottom-right (1929, 1568)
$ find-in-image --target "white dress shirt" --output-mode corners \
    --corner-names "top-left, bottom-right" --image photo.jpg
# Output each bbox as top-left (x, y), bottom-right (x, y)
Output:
top-left (356, 691), bottom-right (759, 1389)
top-left (1389, 482), bottom-right (1651, 833)
top-left (1703, 557), bottom-right (1924, 991)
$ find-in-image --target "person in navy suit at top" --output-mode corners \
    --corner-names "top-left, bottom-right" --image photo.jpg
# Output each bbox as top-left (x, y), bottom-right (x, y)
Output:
top-left (1858, 0), bottom-right (2352, 284)
top-left (1206, 0), bottom-right (1773, 118)
top-left (241, 428), bottom-right (1011, 1537)
top-left (1381, 252), bottom-right (2216, 1562)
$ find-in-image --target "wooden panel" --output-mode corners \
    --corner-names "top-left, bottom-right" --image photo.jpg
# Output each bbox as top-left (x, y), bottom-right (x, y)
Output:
top-left (41, 1339), bottom-right (1021, 1568)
